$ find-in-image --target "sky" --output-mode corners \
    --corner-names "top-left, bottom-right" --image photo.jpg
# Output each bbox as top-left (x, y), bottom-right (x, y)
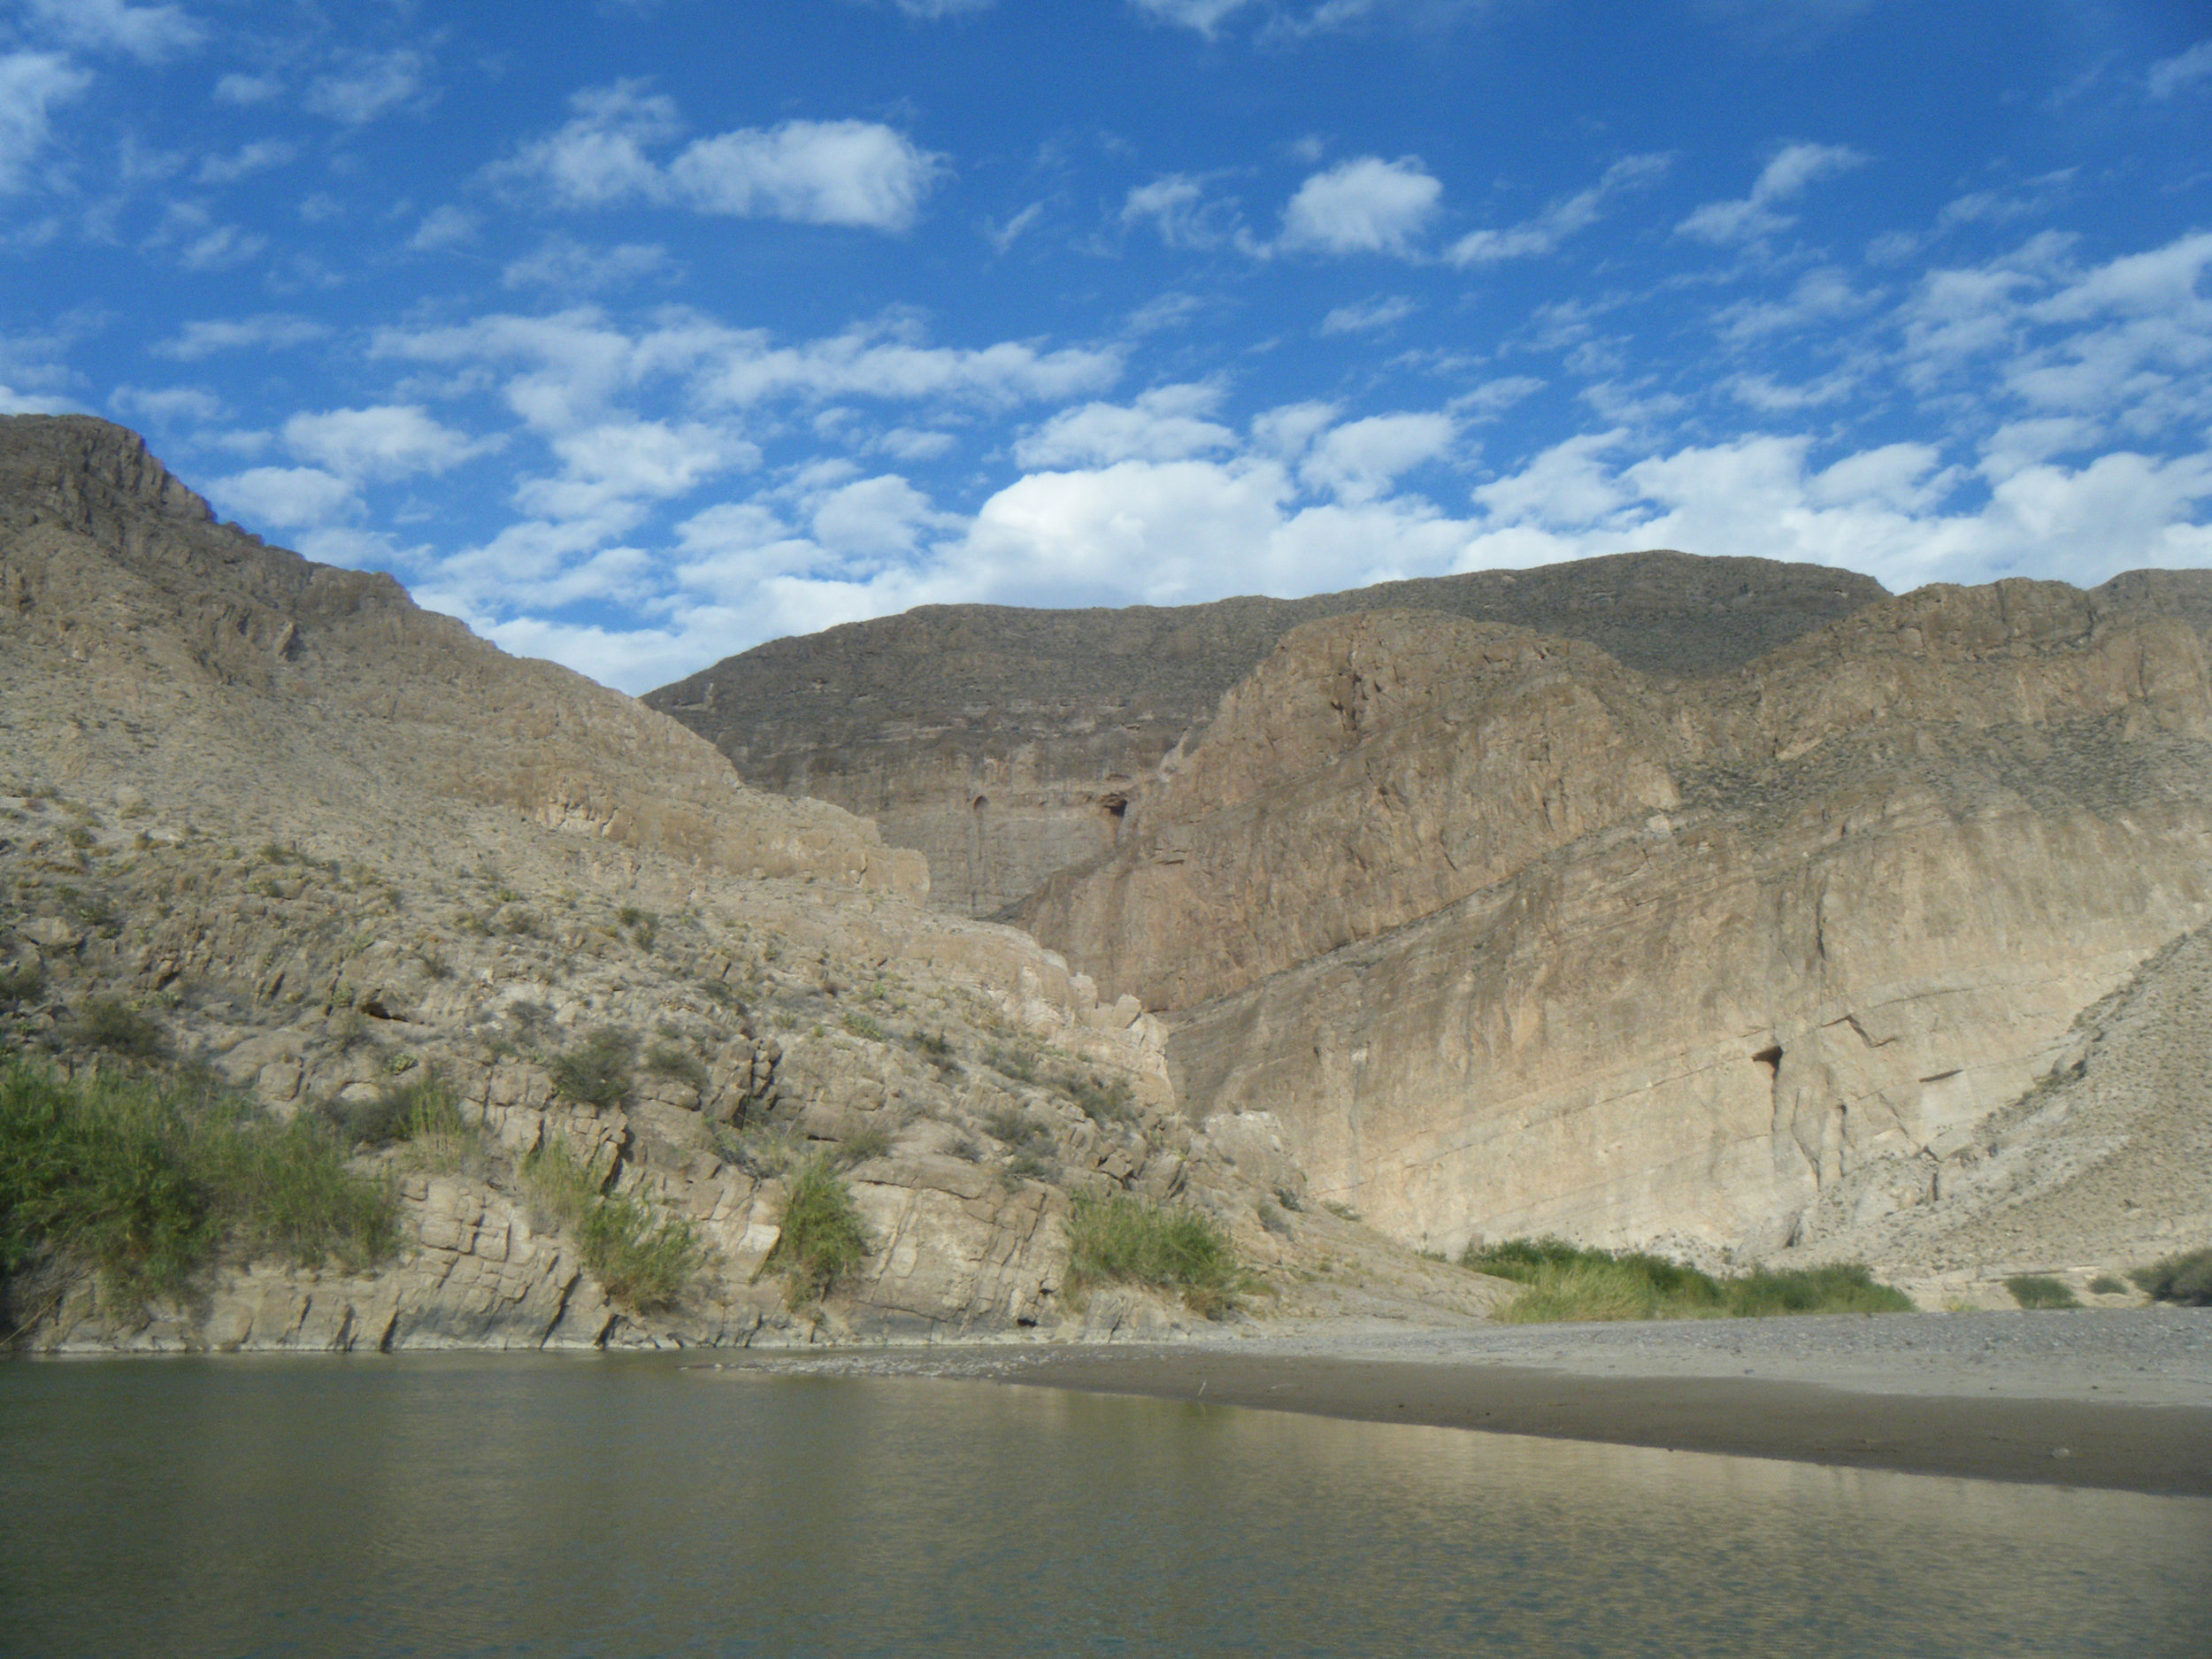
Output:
top-left (3, 1), bottom-right (2209, 695)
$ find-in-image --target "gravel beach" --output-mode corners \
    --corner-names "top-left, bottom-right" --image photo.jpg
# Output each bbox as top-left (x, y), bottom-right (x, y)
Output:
top-left (713, 1307), bottom-right (2212, 1495)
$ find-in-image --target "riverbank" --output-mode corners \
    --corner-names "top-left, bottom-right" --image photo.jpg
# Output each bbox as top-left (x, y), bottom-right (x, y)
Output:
top-left (711, 1307), bottom-right (2212, 1495)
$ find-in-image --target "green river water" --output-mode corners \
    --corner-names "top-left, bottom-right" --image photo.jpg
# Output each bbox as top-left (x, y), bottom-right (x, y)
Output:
top-left (1, 1355), bottom-right (2205, 1657)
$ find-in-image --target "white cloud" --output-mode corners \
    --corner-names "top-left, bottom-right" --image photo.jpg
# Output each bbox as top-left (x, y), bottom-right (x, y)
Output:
top-left (1677, 141), bottom-right (1865, 244)
top-left (1447, 153), bottom-right (1671, 266)
top-left (1448, 375), bottom-right (1543, 419)
top-left (409, 205), bottom-right (480, 251)
top-left (0, 53), bottom-right (90, 193)
top-left (1279, 156), bottom-right (1440, 255)
top-left (144, 204), bottom-right (266, 271)
top-left (304, 50), bottom-right (430, 125)
top-left (519, 419), bottom-right (758, 521)
top-left (1713, 265), bottom-right (1874, 342)
top-left (1320, 294), bottom-right (1417, 334)
top-left (1299, 411), bottom-right (1455, 502)
top-left (1120, 173), bottom-right (1242, 250)
top-left (1130, 0), bottom-right (1255, 35)
top-left (502, 237), bottom-right (673, 292)
top-left (25, 0), bottom-right (204, 63)
top-left (153, 313), bottom-right (331, 358)
top-left (509, 85), bottom-right (943, 232)
top-left (194, 139), bottom-right (296, 185)
top-left (2148, 40), bottom-right (2212, 99)
top-left (1014, 384), bottom-right (1235, 466)
top-left (110, 384), bottom-right (225, 424)
top-left (282, 405), bottom-right (486, 482)
top-left (212, 72), bottom-right (280, 105)
top-left (209, 465), bottom-right (357, 530)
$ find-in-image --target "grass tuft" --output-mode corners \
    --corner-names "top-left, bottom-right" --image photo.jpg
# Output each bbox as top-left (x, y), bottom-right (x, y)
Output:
top-left (1064, 1193), bottom-right (1241, 1317)
top-left (1463, 1236), bottom-right (1914, 1322)
top-left (2129, 1248), bottom-right (2212, 1307)
top-left (521, 1136), bottom-right (702, 1312)
top-left (549, 1027), bottom-right (636, 1110)
top-left (61, 996), bottom-right (166, 1060)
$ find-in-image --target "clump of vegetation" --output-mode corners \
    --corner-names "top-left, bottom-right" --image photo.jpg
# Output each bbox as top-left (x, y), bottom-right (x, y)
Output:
top-left (1064, 1193), bottom-right (1242, 1317)
top-left (1272, 1187), bottom-right (1303, 1213)
top-left (0, 1062), bottom-right (396, 1302)
top-left (2130, 1248), bottom-right (2212, 1307)
top-left (60, 996), bottom-right (166, 1061)
top-left (2087, 1273), bottom-right (2130, 1297)
top-left (840, 1010), bottom-right (886, 1042)
top-left (2005, 1274), bottom-right (2081, 1310)
top-left (832, 1123), bottom-right (894, 1169)
top-left (521, 1138), bottom-right (703, 1312)
top-left (985, 1043), bottom-right (1041, 1084)
top-left (764, 1156), bottom-right (871, 1306)
top-left (1256, 1201), bottom-right (1295, 1239)
top-left (321, 1069), bottom-right (466, 1151)
top-left (709, 1122), bottom-right (803, 1179)
top-left (981, 1104), bottom-right (1054, 1160)
top-left (0, 961), bottom-right (46, 1008)
top-left (1462, 1237), bottom-right (1914, 1323)
top-left (1062, 1071), bottom-right (1137, 1126)
top-left (644, 1041), bottom-right (710, 1094)
top-left (549, 1027), bottom-right (636, 1109)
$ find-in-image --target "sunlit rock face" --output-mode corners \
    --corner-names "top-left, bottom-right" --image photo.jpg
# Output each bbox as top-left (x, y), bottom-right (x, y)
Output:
top-left (1037, 580), bottom-right (2212, 1258)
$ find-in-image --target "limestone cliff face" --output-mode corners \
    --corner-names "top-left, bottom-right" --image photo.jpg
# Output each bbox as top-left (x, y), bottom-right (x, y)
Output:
top-left (1040, 579), bottom-right (2212, 1259)
top-left (647, 553), bottom-right (1887, 918)
top-left (0, 416), bottom-right (926, 899)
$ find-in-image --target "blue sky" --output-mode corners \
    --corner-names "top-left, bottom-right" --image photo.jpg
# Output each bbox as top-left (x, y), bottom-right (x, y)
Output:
top-left (4, 0), bottom-right (2209, 693)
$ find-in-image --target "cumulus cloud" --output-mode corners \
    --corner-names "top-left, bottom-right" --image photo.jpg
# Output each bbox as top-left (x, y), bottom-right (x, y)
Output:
top-left (282, 405), bottom-right (487, 482)
top-left (1299, 411), bottom-right (1455, 502)
top-left (1279, 156), bottom-right (1441, 255)
top-left (110, 384), bottom-right (225, 424)
top-left (208, 465), bottom-right (357, 530)
top-left (1677, 141), bottom-right (1865, 244)
top-left (24, 0), bottom-right (204, 63)
top-left (507, 83), bottom-right (944, 232)
top-left (1121, 173), bottom-right (1242, 250)
top-left (0, 53), bottom-right (91, 193)
top-left (1448, 153), bottom-right (1671, 265)
top-left (1014, 384), bottom-right (1235, 467)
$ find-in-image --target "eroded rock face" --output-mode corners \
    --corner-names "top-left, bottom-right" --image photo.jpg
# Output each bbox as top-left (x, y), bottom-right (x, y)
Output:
top-left (646, 553), bottom-right (1887, 918)
top-left (1041, 580), bottom-right (2212, 1258)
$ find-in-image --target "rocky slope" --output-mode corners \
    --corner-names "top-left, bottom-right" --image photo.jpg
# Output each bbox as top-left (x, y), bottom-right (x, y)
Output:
top-left (645, 553), bottom-right (1886, 918)
top-left (1027, 580), bottom-right (2212, 1267)
top-left (0, 416), bottom-right (1493, 1351)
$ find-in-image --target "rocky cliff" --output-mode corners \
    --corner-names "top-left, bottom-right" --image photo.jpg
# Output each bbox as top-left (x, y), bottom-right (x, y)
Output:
top-left (0, 416), bottom-right (1487, 1351)
top-left (1025, 580), bottom-right (2212, 1263)
top-left (645, 554), bottom-right (1886, 918)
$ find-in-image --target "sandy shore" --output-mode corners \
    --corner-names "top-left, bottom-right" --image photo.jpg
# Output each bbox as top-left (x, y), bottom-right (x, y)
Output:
top-left (735, 1307), bottom-right (2212, 1495)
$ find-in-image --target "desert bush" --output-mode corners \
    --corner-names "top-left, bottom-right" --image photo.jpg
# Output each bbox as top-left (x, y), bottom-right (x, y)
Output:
top-left (521, 1137), bottom-right (702, 1312)
top-left (2129, 1248), bottom-right (2212, 1307)
top-left (321, 1071), bottom-right (466, 1152)
top-left (1469, 1236), bottom-right (1912, 1323)
top-left (1064, 1193), bottom-right (1241, 1317)
top-left (985, 1044), bottom-right (1041, 1084)
top-left (2088, 1274), bottom-right (2130, 1297)
top-left (1007, 1149), bottom-right (1057, 1182)
top-left (61, 996), bottom-right (165, 1061)
top-left (832, 1123), bottom-right (894, 1168)
top-left (0, 1061), bottom-right (396, 1301)
top-left (982, 1105), bottom-right (1054, 1159)
top-left (840, 1010), bottom-right (886, 1042)
top-left (709, 1123), bottom-right (802, 1180)
top-left (1063, 1072), bottom-right (1136, 1125)
top-left (644, 1042), bottom-right (710, 1093)
top-left (549, 1027), bottom-right (636, 1109)
top-left (767, 1156), bottom-right (871, 1305)
top-left (2006, 1274), bottom-right (2081, 1310)
top-left (1272, 1187), bottom-right (1303, 1213)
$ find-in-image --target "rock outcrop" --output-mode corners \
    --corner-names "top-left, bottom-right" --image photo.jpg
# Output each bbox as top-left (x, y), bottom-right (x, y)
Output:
top-left (1030, 580), bottom-right (2212, 1262)
top-left (0, 416), bottom-right (1490, 1351)
top-left (645, 553), bottom-right (1886, 918)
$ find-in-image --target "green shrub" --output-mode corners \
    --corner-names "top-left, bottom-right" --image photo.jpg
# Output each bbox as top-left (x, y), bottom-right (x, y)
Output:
top-left (1063, 1072), bottom-right (1136, 1125)
top-left (549, 1027), bottom-right (635, 1109)
top-left (61, 996), bottom-right (166, 1061)
top-left (521, 1137), bottom-right (702, 1313)
top-left (2130, 1248), bottom-right (2212, 1307)
top-left (986, 1044), bottom-right (1041, 1084)
top-left (840, 1010), bottom-right (886, 1042)
top-left (2006, 1274), bottom-right (2081, 1310)
top-left (322, 1071), bottom-right (466, 1151)
top-left (1007, 1150), bottom-right (1057, 1182)
top-left (0, 1062), bottom-right (396, 1301)
top-left (767, 1156), bottom-right (871, 1305)
top-left (1064, 1193), bottom-right (1241, 1317)
top-left (982, 1105), bottom-right (1052, 1157)
top-left (644, 1042), bottom-right (710, 1093)
top-left (1466, 1236), bottom-right (1913, 1323)
top-left (832, 1123), bottom-right (894, 1168)
top-left (2088, 1274), bottom-right (2129, 1297)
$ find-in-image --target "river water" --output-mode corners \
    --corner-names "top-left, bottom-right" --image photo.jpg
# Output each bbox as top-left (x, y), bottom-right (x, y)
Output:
top-left (3, 1355), bottom-right (2206, 1658)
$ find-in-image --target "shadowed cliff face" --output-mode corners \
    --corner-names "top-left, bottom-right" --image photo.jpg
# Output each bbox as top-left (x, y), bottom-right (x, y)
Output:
top-left (644, 553), bottom-right (1889, 919)
top-left (1025, 578), bottom-right (2212, 1261)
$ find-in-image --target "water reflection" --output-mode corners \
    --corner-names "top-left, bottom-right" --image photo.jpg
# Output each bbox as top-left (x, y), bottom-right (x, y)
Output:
top-left (2, 1355), bottom-right (2205, 1657)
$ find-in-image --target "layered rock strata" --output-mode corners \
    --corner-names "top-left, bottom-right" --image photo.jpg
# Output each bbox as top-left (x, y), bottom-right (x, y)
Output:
top-left (646, 554), bottom-right (1886, 918)
top-left (1031, 583), bottom-right (2212, 1260)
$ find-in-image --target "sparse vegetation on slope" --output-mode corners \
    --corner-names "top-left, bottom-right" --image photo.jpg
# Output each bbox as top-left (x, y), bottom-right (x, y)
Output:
top-left (0, 1060), bottom-right (396, 1302)
top-left (2131, 1248), bottom-right (2212, 1306)
top-left (1064, 1193), bottom-right (1241, 1317)
top-left (2005, 1274), bottom-right (2081, 1310)
top-left (1463, 1237), bottom-right (1913, 1323)
top-left (521, 1137), bottom-right (703, 1313)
